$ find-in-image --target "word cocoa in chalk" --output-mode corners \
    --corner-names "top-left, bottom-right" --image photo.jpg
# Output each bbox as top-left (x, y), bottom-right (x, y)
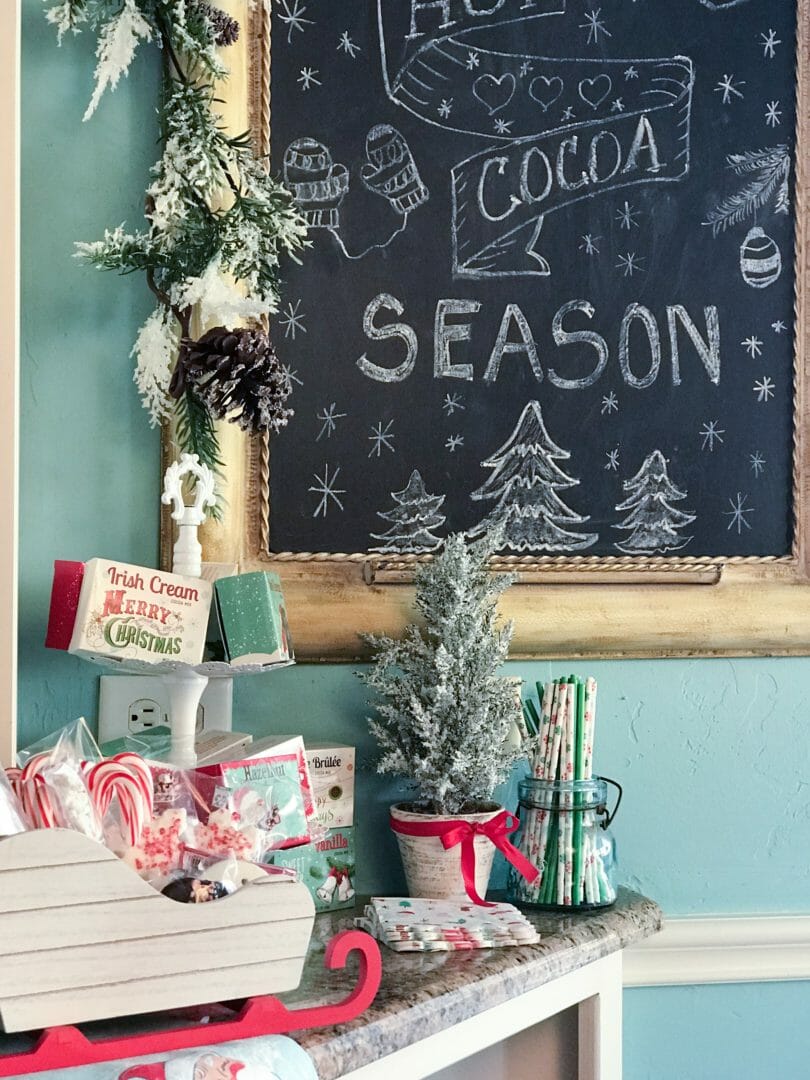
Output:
top-left (68, 558), bottom-right (211, 666)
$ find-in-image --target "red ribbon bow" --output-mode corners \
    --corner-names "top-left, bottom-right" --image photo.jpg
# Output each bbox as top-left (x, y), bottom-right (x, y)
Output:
top-left (390, 809), bottom-right (539, 907)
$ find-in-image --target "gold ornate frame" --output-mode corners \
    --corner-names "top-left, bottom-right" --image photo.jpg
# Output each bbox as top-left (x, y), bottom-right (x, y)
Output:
top-left (164, 0), bottom-right (810, 659)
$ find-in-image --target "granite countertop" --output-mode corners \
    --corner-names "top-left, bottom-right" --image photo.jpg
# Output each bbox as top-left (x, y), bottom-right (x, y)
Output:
top-left (281, 888), bottom-right (662, 1079)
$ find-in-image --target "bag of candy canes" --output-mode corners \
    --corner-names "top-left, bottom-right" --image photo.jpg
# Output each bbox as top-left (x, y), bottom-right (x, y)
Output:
top-left (13, 717), bottom-right (103, 840)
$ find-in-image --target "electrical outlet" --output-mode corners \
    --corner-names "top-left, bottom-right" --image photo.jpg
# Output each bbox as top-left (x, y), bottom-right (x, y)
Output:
top-left (98, 676), bottom-right (233, 745)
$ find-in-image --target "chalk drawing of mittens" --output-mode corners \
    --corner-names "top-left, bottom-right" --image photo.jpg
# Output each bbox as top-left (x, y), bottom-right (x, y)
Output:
top-left (360, 124), bottom-right (429, 215)
top-left (283, 137), bottom-right (350, 229)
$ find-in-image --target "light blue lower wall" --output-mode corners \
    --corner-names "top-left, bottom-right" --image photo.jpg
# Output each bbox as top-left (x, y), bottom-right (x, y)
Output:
top-left (18, 1), bottom-right (809, 1075)
top-left (624, 982), bottom-right (810, 1080)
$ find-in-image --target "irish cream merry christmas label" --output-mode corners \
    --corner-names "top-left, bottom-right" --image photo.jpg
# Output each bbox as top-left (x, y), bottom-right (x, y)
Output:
top-left (69, 559), bottom-right (212, 666)
top-left (269, 0), bottom-right (797, 557)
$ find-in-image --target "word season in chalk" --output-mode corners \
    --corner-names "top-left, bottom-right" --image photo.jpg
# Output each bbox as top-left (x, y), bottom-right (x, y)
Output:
top-left (357, 295), bottom-right (721, 390)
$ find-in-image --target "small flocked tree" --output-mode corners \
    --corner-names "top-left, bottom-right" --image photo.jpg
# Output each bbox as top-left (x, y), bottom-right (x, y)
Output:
top-left (359, 531), bottom-right (525, 815)
top-left (469, 400), bottom-right (597, 552)
top-left (370, 470), bottom-right (446, 554)
top-left (614, 450), bottom-right (695, 554)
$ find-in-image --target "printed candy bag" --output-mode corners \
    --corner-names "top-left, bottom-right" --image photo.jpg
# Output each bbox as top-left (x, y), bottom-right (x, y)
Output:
top-left (194, 749), bottom-right (312, 859)
top-left (120, 764), bottom-right (201, 881)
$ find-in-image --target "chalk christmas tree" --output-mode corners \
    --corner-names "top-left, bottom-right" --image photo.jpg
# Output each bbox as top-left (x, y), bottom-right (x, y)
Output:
top-left (614, 450), bottom-right (695, 554)
top-left (371, 470), bottom-right (446, 553)
top-left (468, 400), bottom-right (597, 552)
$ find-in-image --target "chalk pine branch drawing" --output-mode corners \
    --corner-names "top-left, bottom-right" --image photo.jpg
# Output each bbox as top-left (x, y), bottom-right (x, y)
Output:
top-left (614, 451), bottom-right (695, 554)
top-left (704, 146), bottom-right (790, 234)
top-left (469, 401), bottom-right (598, 553)
top-left (371, 471), bottom-right (446, 554)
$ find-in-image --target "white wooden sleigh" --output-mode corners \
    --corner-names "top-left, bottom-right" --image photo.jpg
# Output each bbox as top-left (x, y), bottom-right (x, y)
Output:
top-left (0, 828), bottom-right (317, 1033)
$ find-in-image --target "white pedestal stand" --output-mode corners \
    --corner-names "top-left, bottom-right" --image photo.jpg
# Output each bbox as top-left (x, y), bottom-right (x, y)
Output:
top-left (160, 454), bottom-right (217, 766)
top-left (163, 667), bottom-right (210, 768)
top-left (80, 455), bottom-right (293, 767)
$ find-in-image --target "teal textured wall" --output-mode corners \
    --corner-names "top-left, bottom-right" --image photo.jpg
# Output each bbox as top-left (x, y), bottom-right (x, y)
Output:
top-left (19, 3), bottom-right (809, 1076)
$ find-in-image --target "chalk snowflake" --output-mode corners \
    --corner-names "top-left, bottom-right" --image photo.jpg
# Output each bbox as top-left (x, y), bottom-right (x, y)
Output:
top-left (368, 419), bottom-right (396, 458)
top-left (750, 452), bottom-right (766, 477)
top-left (616, 252), bottom-right (644, 277)
top-left (276, 0), bottom-right (313, 43)
top-left (753, 377), bottom-right (775, 402)
top-left (601, 391), bottom-right (619, 415)
top-left (725, 492), bottom-right (754, 534)
top-left (580, 8), bottom-right (611, 44)
top-left (445, 434), bottom-right (464, 453)
top-left (624, 66), bottom-right (639, 80)
top-left (494, 118), bottom-right (513, 135)
top-left (279, 299), bottom-right (306, 340)
top-left (765, 101), bottom-right (782, 127)
top-left (519, 60), bottom-right (533, 77)
top-left (615, 201), bottom-right (639, 230)
top-left (604, 449), bottom-right (620, 471)
top-left (579, 234), bottom-right (601, 255)
top-left (611, 98), bottom-right (625, 113)
top-left (337, 31), bottom-right (361, 58)
top-left (772, 320), bottom-right (787, 334)
top-left (282, 365), bottom-right (303, 387)
top-left (561, 106), bottom-right (576, 121)
top-left (438, 98), bottom-right (453, 119)
top-left (760, 29), bottom-right (781, 58)
top-left (467, 51), bottom-right (481, 70)
top-left (443, 393), bottom-right (465, 416)
top-left (298, 67), bottom-right (321, 91)
top-left (714, 74), bottom-right (745, 104)
top-left (742, 335), bottom-right (763, 358)
top-left (699, 420), bottom-right (725, 451)
top-left (310, 464), bottom-right (346, 518)
top-left (316, 402), bottom-right (346, 441)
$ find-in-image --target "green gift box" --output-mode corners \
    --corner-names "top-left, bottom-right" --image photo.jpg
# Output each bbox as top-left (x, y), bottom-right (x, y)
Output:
top-left (214, 571), bottom-right (294, 666)
top-left (268, 827), bottom-right (356, 911)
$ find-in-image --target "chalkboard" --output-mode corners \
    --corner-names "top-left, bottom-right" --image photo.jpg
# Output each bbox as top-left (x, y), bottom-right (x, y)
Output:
top-left (266, 0), bottom-right (798, 559)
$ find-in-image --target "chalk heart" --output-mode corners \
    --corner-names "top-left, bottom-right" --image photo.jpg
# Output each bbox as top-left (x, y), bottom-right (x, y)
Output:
top-left (578, 74), bottom-right (612, 110)
top-left (528, 75), bottom-right (564, 112)
top-left (472, 72), bottom-right (516, 115)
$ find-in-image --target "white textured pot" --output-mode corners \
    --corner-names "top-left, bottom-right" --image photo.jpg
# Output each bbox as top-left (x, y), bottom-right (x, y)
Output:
top-left (390, 801), bottom-right (501, 901)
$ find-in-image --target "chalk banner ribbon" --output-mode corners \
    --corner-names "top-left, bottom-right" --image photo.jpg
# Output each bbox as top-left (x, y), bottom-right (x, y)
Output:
top-left (379, 2), bottom-right (694, 276)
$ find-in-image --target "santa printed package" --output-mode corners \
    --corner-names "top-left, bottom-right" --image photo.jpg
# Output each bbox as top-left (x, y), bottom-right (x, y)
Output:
top-left (28, 1036), bottom-right (317, 1080)
top-left (268, 826), bottom-right (356, 911)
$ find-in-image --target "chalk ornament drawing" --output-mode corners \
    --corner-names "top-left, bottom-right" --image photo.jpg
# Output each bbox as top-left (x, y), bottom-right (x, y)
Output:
top-left (704, 146), bottom-right (791, 289)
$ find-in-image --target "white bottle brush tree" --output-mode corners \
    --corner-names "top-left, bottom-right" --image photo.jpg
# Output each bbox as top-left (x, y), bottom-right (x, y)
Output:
top-left (359, 532), bottom-right (525, 816)
top-left (44, 0), bottom-right (309, 495)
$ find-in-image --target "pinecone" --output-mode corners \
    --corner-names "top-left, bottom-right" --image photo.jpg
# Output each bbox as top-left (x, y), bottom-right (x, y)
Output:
top-left (178, 327), bottom-right (294, 436)
top-left (196, 2), bottom-right (240, 46)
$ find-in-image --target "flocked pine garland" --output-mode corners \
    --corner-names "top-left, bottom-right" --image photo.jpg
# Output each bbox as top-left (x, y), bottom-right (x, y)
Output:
top-left (44, 0), bottom-right (308, 474)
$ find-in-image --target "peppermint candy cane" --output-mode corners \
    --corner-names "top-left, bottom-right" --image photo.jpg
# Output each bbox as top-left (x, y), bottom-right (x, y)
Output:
top-left (5, 767), bottom-right (22, 802)
top-left (20, 755), bottom-right (58, 828)
top-left (87, 761), bottom-right (150, 847)
top-left (111, 753), bottom-right (154, 819)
